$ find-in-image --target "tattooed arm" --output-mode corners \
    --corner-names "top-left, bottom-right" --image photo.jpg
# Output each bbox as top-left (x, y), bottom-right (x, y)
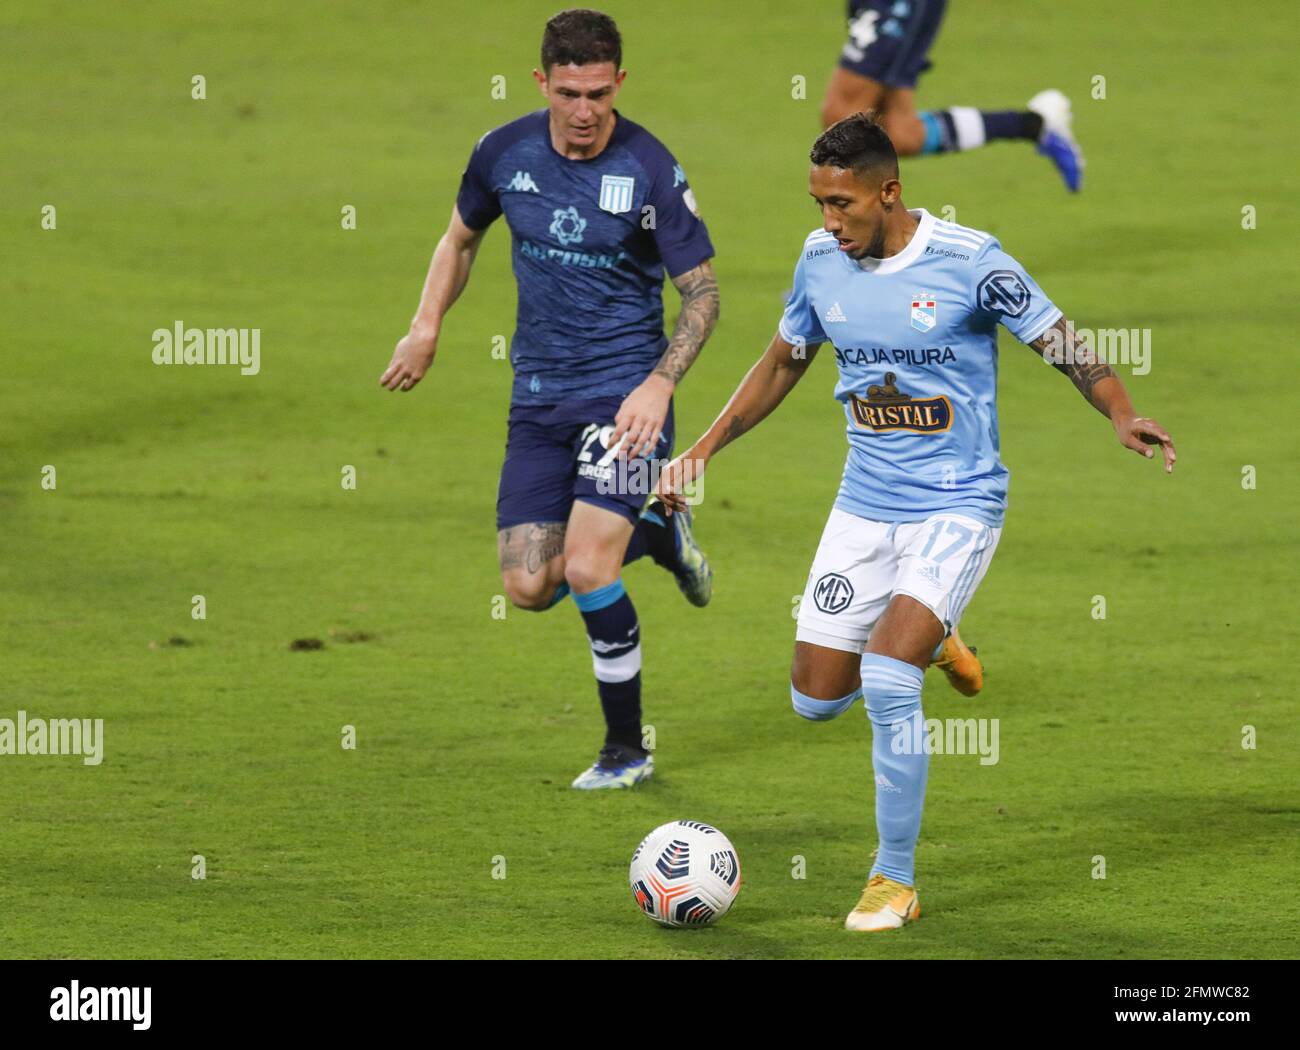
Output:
top-left (653, 260), bottom-right (721, 385)
top-left (655, 331), bottom-right (821, 514)
top-left (1029, 315), bottom-right (1177, 472)
top-left (609, 260), bottom-right (720, 459)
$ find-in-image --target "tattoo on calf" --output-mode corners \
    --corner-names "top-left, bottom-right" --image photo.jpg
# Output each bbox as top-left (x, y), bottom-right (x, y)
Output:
top-left (498, 522), bottom-right (566, 574)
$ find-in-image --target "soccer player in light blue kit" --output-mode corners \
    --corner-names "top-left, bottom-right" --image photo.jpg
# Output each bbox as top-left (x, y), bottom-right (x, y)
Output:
top-left (657, 114), bottom-right (1175, 930)
top-left (380, 10), bottom-right (717, 789)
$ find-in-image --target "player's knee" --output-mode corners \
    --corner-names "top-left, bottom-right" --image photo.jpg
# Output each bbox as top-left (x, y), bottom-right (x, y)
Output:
top-left (820, 95), bottom-right (847, 130)
top-left (821, 91), bottom-right (868, 130)
top-left (790, 679), bottom-right (862, 721)
top-left (881, 112), bottom-right (925, 156)
top-left (502, 573), bottom-right (557, 612)
top-left (563, 556), bottom-right (615, 596)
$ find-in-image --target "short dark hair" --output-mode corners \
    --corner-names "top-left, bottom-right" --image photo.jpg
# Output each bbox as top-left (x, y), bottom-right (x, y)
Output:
top-left (810, 112), bottom-right (898, 181)
top-left (541, 9), bottom-right (622, 72)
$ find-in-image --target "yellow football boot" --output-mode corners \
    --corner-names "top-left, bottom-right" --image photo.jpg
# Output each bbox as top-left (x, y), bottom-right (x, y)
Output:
top-left (844, 874), bottom-right (921, 932)
top-left (931, 628), bottom-right (982, 697)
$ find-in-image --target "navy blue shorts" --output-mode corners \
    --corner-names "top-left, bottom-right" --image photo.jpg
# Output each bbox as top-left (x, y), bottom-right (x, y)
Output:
top-left (839, 0), bottom-right (947, 90)
top-left (496, 396), bottom-right (675, 531)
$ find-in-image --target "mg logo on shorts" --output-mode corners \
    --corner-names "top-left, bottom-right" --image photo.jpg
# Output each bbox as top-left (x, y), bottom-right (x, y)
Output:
top-left (813, 572), bottom-right (854, 615)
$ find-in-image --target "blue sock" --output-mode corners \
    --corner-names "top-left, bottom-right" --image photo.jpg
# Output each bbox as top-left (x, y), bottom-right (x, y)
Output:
top-left (573, 579), bottom-right (643, 752)
top-left (546, 582), bottom-right (571, 608)
top-left (791, 683), bottom-right (862, 721)
top-left (861, 653), bottom-right (927, 886)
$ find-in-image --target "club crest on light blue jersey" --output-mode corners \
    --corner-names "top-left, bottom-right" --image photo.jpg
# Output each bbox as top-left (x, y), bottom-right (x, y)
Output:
top-left (910, 294), bottom-right (936, 332)
top-left (778, 209), bottom-right (1062, 528)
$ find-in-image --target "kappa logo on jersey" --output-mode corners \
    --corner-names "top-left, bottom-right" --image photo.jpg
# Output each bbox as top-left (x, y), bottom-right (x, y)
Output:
top-left (672, 163), bottom-right (687, 187)
top-left (813, 572), bottom-right (854, 614)
top-left (825, 301), bottom-right (847, 323)
top-left (598, 175), bottom-right (635, 214)
top-left (549, 206), bottom-right (587, 246)
top-left (976, 270), bottom-right (1031, 318)
top-left (910, 295), bottom-right (936, 333)
top-left (849, 372), bottom-right (953, 433)
top-left (507, 171), bottom-right (539, 193)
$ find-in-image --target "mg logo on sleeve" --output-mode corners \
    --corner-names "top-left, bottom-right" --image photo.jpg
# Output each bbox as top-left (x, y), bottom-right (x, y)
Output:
top-left (813, 572), bottom-right (854, 615)
top-left (976, 270), bottom-right (1031, 317)
top-left (598, 175), bottom-right (635, 214)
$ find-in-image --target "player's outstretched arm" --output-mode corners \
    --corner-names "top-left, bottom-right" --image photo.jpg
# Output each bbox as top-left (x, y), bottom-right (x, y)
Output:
top-left (610, 260), bottom-right (720, 458)
top-left (1029, 315), bottom-right (1177, 473)
top-left (379, 206), bottom-right (487, 392)
top-left (656, 331), bottom-right (821, 514)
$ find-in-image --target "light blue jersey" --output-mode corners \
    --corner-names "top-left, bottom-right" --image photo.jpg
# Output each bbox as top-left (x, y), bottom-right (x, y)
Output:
top-left (779, 208), bottom-right (1061, 528)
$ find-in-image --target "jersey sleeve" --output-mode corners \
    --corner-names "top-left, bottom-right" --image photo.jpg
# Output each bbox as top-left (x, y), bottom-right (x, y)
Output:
top-left (777, 248), bottom-right (828, 346)
top-left (644, 153), bottom-right (714, 278)
top-left (970, 239), bottom-right (1062, 344)
top-left (454, 133), bottom-right (502, 231)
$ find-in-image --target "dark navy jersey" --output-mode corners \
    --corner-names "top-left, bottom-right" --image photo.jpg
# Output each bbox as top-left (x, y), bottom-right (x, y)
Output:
top-left (455, 109), bottom-right (714, 405)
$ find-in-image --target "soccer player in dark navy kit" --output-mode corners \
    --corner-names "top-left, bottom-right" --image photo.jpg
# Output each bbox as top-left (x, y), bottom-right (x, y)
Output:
top-left (380, 9), bottom-right (718, 789)
top-left (821, 0), bottom-right (1086, 192)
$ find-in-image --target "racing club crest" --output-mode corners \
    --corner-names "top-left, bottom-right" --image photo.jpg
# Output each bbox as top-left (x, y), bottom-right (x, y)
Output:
top-left (910, 294), bottom-right (936, 333)
top-left (598, 174), bottom-right (635, 214)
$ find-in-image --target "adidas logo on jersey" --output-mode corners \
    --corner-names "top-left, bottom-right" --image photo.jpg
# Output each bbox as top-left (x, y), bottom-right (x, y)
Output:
top-left (507, 171), bottom-right (539, 193)
top-left (824, 302), bottom-right (847, 323)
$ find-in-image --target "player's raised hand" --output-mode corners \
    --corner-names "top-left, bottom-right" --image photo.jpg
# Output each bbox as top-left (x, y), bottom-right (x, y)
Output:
top-left (611, 374), bottom-right (673, 459)
top-left (380, 330), bottom-right (437, 392)
top-left (655, 451), bottom-right (706, 516)
top-left (1114, 414), bottom-right (1177, 473)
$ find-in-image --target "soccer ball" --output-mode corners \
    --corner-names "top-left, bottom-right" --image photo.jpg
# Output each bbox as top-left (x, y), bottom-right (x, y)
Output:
top-left (629, 820), bottom-right (742, 927)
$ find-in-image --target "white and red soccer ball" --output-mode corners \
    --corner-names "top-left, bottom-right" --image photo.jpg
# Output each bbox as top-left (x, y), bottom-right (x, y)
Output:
top-left (629, 820), bottom-right (741, 927)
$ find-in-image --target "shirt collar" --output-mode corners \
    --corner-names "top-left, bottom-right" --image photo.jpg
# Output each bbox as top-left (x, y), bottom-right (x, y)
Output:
top-left (852, 208), bottom-right (934, 275)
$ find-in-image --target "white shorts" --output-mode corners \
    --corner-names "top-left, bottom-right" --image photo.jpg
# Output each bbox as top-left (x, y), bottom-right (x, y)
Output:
top-left (796, 507), bottom-right (1001, 654)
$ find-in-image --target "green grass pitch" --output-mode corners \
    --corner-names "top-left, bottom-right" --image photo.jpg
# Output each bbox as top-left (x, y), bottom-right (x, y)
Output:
top-left (2, 0), bottom-right (1297, 959)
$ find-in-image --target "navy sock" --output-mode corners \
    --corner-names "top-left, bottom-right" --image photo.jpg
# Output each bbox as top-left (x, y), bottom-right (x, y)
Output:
top-left (982, 109), bottom-right (1043, 142)
top-left (573, 579), bottom-right (644, 753)
top-left (622, 508), bottom-right (674, 568)
top-left (920, 108), bottom-right (1043, 153)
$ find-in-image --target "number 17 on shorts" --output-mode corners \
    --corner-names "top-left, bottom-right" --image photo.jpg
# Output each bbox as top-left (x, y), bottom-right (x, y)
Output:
top-left (796, 509), bottom-right (1002, 651)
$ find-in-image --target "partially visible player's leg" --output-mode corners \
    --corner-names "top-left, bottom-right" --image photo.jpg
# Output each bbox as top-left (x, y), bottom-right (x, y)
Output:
top-left (498, 522), bottom-right (568, 610)
top-left (826, 0), bottom-right (1082, 187)
top-left (496, 404), bottom-right (578, 610)
top-left (845, 593), bottom-right (939, 931)
top-left (791, 508), bottom-right (892, 720)
top-left (825, 0), bottom-right (946, 129)
top-left (821, 66), bottom-right (889, 129)
top-left (565, 498), bottom-right (654, 790)
top-left (848, 515), bottom-right (1000, 931)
